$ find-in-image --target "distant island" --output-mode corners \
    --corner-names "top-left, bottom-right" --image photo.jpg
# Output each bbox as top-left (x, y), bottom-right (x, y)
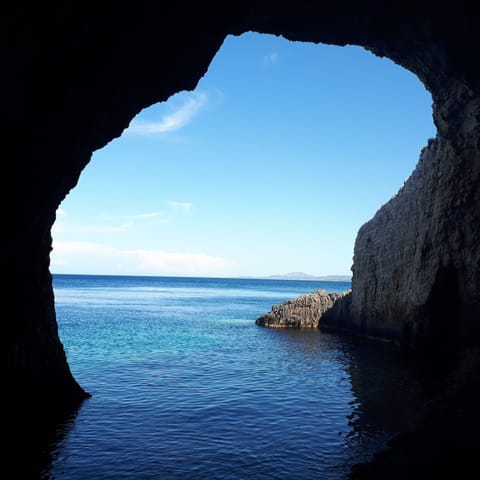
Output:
top-left (247, 272), bottom-right (352, 282)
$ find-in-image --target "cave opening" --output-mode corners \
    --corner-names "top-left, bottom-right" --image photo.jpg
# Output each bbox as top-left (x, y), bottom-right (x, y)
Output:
top-left (43, 32), bottom-right (438, 480)
top-left (51, 32), bottom-right (435, 281)
top-left (9, 0), bottom-right (480, 474)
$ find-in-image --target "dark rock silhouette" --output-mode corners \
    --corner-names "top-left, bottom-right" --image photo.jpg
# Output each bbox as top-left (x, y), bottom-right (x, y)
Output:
top-left (3, 1), bottom-right (479, 476)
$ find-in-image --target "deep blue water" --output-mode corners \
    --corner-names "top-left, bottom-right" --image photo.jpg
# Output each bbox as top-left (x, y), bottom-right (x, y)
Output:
top-left (45, 275), bottom-right (427, 479)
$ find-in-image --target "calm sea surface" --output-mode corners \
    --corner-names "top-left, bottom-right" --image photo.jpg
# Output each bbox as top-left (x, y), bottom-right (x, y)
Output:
top-left (45, 275), bottom-right (427, 479)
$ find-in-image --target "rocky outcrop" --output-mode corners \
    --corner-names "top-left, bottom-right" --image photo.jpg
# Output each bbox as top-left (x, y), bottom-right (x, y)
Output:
top-left (256, 290), bottom-right (350, 328)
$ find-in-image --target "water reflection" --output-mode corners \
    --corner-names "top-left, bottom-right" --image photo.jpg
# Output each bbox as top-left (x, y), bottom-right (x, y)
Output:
top-left (264, 329), bottom-right (428, 464)
top-left (36, 330), bottom-right (428, 479)
top-left (14, 406), bottom-right (80, 480)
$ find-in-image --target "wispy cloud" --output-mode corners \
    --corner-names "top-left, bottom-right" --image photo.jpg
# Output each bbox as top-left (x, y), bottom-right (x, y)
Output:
top-left (51, 241), bottom-right (238, 276)
top-left (263, 52), bottom-right (279, 65)
top-left (119, 211), bottom-right (167, 220)
top-left (53, 211), bottom-right (170, 235)
top-left (129, 92), bottom-right (208, 135)
top-left (132, 249), bottom-right (236, 275)
top-left (52, 221), bottom-right (132, 235)
top-left (167, 201), bottom-right (192, 213)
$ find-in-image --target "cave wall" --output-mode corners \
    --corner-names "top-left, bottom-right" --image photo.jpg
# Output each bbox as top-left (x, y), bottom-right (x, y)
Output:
top-left (350, 126), bottom-right (480, 351)
top-left (4, 1), bottom-right (479, 414)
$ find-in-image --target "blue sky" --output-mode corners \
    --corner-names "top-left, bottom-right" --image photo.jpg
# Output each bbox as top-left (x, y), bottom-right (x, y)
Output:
top-left (51, 32), bottom-right (436, 278)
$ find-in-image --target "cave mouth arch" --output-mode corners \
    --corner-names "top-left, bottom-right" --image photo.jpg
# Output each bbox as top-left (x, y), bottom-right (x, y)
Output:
top-left (10, 3), bottom-right (479, 477)
top-left (43, 33), bottom-right (436, 477)
top-left (51, 32), bottom-right (435, 281)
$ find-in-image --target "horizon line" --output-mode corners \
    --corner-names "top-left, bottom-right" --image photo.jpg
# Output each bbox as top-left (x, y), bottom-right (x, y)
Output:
top-left (51, 271), bottom-right (352, 281)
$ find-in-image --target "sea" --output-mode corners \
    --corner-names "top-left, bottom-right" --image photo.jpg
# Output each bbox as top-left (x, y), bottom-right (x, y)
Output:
top-left (43, 274), bottom-right (428, 479)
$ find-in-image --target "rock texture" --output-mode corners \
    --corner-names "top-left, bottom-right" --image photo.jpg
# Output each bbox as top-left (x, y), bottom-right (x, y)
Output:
top-left (3, 2), bottom-right (480, 469)
top-left (338, 131), bottom-right (480, 352)
top-left (256, 290), bottom-right (349, 328)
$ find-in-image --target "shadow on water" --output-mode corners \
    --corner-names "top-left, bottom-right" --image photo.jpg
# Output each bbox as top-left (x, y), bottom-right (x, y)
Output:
top-left (263, 328), bottom-right (430, 467)
top-left (12, 402), bottom-right (84, 480)
top-left (270, 329), bottom-right (480, 479)
top-left (349, 343), bottom-right (480, 479)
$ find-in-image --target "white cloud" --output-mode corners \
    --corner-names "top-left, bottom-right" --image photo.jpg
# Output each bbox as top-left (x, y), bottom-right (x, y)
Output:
top-left (50, 241), bottom-right (121, 269)
top-left (132, 249), bottom-right (237, 275)
top-left (52, 221), bottom-right (132, 235)
top-left (52, 241), bottom-right (118, 257)
top-left (52, 211), bottom-right (169, 236)
top-left (128, 92), bottom-right (207, 135)
top-left (263, 52), bottom-right (279, 65)
top-left (56, 208), bottom-right (68, 217)
top-left (167, 201), bottom-right (192, 212)
top-left (51, 241), bottom-right (238, 276)
top-left (120, 211), bottom-right (167, 220)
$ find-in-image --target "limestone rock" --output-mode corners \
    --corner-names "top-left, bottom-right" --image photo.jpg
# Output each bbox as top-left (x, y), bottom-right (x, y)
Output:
top-left (256, 290), bottom-right (350, 328)
top-left (346, 130), bottom-right (480, 350)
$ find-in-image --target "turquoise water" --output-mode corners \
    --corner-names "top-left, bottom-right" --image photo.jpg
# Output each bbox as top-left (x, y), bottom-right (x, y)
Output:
top-left (46, 275), bottom-right (426, 479)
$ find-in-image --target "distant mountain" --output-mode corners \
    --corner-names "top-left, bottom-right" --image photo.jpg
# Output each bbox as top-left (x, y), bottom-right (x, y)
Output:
top-left (259, 272), bottom-right (352, 282)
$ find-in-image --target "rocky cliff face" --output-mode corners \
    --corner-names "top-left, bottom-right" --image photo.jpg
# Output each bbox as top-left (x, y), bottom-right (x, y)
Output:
top-left (4, 0), bottom-right (480, 453)
top-left (256, 290), bottom-right (349, 328)
top-left (346, 101), bottom-right (480, 352)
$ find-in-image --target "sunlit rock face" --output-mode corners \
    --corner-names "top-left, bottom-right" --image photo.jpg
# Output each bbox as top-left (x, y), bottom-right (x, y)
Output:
top-left (256, 290), bottom-right (350, 328)
top-left (4, 2), bottom-right (479, 415)
top-left (349, 129), bottom-right (480, 352)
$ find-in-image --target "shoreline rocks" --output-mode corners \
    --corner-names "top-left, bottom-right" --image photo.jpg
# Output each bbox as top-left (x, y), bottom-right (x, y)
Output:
top-left (256, 289), bottom-right (351, 328)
